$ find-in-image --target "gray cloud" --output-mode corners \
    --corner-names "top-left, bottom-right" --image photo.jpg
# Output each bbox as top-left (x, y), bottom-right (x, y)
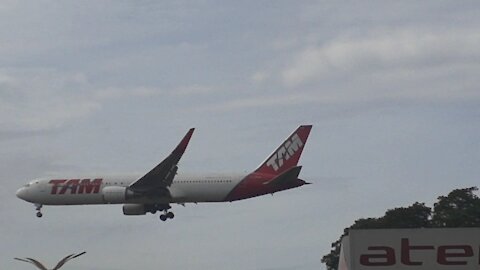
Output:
top-left (283, 28), bottom-right (480, 85)
top-left (280, 28), bottom-right (480, 106)
top-left (0, 69), bottom-right (99, 132)
top-left (0, 68), bottom-right (219, 138)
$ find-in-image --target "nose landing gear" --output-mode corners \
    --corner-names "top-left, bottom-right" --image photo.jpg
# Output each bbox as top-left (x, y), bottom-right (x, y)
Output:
top-left (35, 204), bottom-right (43, 218)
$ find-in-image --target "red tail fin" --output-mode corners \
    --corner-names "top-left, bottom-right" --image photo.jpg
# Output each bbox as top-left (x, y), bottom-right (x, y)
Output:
top-left (254, 125), bottom-right (312, 176)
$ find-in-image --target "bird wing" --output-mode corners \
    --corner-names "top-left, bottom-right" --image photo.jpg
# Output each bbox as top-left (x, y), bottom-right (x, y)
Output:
top-left (14, 258), bottom-right (32, 263)
top-left (71, 251), bottom-right (86, 259)
top-left (53, 252), bottom-right (86, 270)
top-left (14, 258), bottom-right (49, 270)
top-left (52, 254), bottom-right (75, 270)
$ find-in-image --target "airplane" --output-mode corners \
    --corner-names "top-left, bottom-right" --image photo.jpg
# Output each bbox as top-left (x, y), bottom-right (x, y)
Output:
top-left (14, 251), bottom-right (86, 270)
top-left (16, 125), bottom-right (312, 221)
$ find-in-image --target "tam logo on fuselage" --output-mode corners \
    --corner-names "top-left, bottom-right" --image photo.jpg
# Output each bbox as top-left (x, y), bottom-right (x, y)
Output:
top-left (49, 179), bottom-right (103, 195)
top-left (266, 133), bottom-right (303, 171)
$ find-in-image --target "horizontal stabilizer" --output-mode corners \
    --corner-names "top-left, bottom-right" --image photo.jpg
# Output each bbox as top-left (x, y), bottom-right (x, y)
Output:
top-left (263, 166), bottom-right (302, 186)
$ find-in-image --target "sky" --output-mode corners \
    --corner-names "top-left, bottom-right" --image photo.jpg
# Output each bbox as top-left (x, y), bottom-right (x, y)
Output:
top-left (1, 1), bottom-right (480, 269)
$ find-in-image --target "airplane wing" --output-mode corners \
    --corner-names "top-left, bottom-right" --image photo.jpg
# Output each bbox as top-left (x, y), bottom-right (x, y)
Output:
top-left (129, 128), bottom-right (194, 193)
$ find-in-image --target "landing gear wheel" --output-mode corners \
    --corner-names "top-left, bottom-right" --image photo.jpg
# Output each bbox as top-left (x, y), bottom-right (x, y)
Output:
top-left (160, 214), bottom-right (167, 221)
top-left (34, 204), bottom-right (43, 218)
top-left (166, 212), bottom-right (174, 219)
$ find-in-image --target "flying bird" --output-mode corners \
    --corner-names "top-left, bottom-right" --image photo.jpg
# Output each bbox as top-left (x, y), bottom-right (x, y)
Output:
top-left (14, 252), bottom-right (86, 270)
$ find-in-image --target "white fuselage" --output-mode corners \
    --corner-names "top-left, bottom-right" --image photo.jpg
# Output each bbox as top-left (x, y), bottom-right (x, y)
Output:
top-left (16, 173), bottom-right (246, 206)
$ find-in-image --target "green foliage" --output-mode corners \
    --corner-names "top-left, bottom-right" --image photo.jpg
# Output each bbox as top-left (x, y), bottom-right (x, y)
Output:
top-left (321, 187), bottom-right (480, 270)
top-left (381, 202), bottom-right (431, 228)
top-left (321, 239), bottom-right (341, 270)
top-left (431, 187), bottom-right (480, 227)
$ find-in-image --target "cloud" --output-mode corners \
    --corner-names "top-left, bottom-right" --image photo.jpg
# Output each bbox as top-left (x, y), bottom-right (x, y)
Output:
top-left (267, 28), bottom-right (480, 108)
top-left (193, 93), bottom-right (314, 112)
top-left (0, 70), bottom-right (147, 135)
top-left (173, 85), bottom-right (218, 96)
top-left (282, 28), bottom-right (480, 89)
top-left (0, 69), bottom-right (100, 133)
top-left (93, 86), bottom-right (164, 100)
top-left (0, 68), bottom-right (219, 136)
top-left (251, 71), bottom-right (270, 84)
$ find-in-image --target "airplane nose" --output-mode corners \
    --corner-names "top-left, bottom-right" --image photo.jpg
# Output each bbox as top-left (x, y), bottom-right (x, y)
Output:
top-left (16, 187), bottom-right (28, 200)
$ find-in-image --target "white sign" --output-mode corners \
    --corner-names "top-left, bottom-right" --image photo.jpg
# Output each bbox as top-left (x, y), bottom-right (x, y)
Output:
top-left (339, 228), bottom-right (480, 270)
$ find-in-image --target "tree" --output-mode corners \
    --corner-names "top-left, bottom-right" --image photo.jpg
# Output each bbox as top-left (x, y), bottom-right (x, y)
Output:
top-left (431, 187), bottom-right (480, 227)
top-left (321, 187), bottom-right (480, 270)
top-left (380, 202), bottom-right (431, 228)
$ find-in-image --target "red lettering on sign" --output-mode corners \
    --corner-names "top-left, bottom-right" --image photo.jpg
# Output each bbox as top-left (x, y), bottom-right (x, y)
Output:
top-left (401, 238), bottom-right (434, 265)
top-left (360, 246), bottom-right (395, 266)
top-left (437, 245), bottom-right (473, 265)
top-left (359, 238), bottom-right (480, 267)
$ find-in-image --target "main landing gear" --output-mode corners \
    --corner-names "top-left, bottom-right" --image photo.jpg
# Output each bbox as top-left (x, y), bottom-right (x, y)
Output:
top-left (35, 204), bottom-right (43, 218)
top-left (159, 210), bottom-right (174, 221)
top-left (145, 204), bottom-right (175, 221)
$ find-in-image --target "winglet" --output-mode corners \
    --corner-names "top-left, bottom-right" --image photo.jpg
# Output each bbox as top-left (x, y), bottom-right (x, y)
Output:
top-left (174, 128), bottom-right (195, 154)
top-left (255, 125), bottom-right (312, 176)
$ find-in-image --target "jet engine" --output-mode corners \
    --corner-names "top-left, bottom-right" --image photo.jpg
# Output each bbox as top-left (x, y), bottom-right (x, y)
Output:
top-left (122, 204), bottom-right (147, 215)
top-left (102, 186), bottom-right (139, 203)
